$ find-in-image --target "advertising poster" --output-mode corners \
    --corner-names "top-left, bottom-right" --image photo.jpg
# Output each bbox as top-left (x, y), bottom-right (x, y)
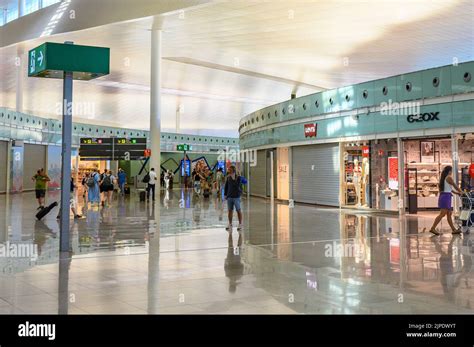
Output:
top-left (420, 141), bottom-right (435, 163)
top-left (388, 157), bottom-right (398, 190)
top-left (10, 146), bottom-right (24, 193)
top-left (192, 157), bottom-right (211, 177)
top-left (47, 145), bottom-right (62, 189)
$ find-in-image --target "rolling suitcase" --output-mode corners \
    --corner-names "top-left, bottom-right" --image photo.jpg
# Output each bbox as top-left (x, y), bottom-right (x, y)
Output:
top-left (36, 202), bottom-right (58, 221)
top-left (139, 190), bottom-right (147, 202)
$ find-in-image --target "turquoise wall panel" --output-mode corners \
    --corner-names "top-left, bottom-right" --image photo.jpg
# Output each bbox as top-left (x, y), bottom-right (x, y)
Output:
top-left (338, 86), bottom-right (356, 111)
top-left (322, 88), bottom-right (340, 114)
top-left (373, 112), bottom-right (397, 133)
top-left (422, 66), bottom-right (452, 98)
top-left (451, 61), bottom-right (474, 94)
top-left (355, 81), bottom-right (375, 109)
top-left (397, 71), bottom-right (422, 101)
top-left (452, 100), bottom-right (474, 126)
top-left (374, 76), bottom-right (398, 105)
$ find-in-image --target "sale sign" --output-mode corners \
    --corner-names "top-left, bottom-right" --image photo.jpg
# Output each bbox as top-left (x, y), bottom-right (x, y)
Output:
top-left (304, 123), bottom-right (317, 138)
top-left (388, 157), bottom-right (398, 190)
top-left (362, 146), bottom-right (370, 157)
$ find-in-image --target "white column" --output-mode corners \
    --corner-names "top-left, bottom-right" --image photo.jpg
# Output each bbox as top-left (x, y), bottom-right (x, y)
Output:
top-left (452, 134), bottom-right (459, 212)
top-left (176, 105), bottom-right (181, 134)
top-left (150, 28), bottom-right (162, 173)
top-left (16, 51), bottom-right (23, 113)
top-left (18, 0), bottom-right (25, 17)
top-left (397, 138), bottom-right (406, 215)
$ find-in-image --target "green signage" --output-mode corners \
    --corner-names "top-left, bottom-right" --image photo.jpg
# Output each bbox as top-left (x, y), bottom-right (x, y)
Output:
top-left (177, 144), bottom-right (192, 151)
top-left (28, 42), bottom-right (110, 80)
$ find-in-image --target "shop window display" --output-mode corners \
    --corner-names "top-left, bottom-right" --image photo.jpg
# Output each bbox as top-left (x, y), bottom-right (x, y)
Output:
top-left (370, 139), bottom-right (399, 211)
top-left (342, 143), bottom-right (370, 207)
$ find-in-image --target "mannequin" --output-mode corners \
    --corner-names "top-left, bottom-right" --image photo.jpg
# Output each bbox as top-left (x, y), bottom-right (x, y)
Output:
top-left (362, 157), bottom-right (370, 207)
top-left (353, 159), bottom-right (362, 206)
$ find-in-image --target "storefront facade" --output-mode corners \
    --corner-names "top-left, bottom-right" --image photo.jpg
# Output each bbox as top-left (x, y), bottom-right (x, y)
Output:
top-left (240, 61), bottom-right (474, 213)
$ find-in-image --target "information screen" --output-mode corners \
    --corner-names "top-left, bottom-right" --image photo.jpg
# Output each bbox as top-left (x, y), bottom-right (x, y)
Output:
top-left (79, 137), bottom-right (147, 160)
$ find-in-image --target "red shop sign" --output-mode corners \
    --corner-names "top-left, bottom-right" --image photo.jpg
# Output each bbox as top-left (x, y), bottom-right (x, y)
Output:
top-left (144, 149), bottom-right (151, 157)
top-left (304, 123), bottom-right (317, 138)
top-left (470, 163), bottom-right (474, 179)
top-left (362, 146), bottom-right (370, 157)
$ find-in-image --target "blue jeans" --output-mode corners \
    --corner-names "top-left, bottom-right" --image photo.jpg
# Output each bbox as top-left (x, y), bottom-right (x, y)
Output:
top-left (227, 197), bottom-right (241, 211)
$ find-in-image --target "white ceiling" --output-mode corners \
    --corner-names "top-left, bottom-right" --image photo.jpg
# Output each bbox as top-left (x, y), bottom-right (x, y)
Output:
top-left (1, 0), bottom-right (473, 137)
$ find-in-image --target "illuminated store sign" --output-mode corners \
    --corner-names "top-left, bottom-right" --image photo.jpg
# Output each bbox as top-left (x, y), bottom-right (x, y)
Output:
top-left (304, 123), bottom-right (317, 138)
top-left (406, 112), bottom-right (440, 123)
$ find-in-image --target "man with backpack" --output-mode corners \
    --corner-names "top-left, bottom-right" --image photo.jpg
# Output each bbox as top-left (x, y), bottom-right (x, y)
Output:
top-left (87, 169), bottom-right (100, 206)
top-left (224, 165), bottom-right (245, 233)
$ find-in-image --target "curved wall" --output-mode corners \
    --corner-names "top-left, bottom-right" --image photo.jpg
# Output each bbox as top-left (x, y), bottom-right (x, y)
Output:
top-left (239, 61), bottom-right (474, 149)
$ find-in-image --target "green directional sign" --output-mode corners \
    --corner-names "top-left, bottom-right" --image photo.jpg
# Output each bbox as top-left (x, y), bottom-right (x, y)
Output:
top-left (28, 42), bottom-right (110, 80)
top-left (177, 144), bottom-right (192, 151)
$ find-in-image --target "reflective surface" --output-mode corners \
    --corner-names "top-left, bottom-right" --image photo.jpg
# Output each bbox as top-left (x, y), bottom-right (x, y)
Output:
top-left (0, 189), bottom-right (472, 314)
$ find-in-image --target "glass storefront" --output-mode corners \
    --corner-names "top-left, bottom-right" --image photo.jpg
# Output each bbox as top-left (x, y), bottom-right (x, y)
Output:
top-left (341, 142), bottom-right (371, 208)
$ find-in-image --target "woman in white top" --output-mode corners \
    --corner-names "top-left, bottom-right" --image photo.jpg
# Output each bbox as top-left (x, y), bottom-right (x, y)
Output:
top-left (429, 166), bottom-right (463, 235)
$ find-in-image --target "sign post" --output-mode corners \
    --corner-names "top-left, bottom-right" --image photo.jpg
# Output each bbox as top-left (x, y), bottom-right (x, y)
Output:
top-left (59, 42), bottom-right (74, 252)
top-left (28, 42), bottom-right (110, 252)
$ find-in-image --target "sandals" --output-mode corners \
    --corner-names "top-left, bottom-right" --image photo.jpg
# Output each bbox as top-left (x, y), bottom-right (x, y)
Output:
top-left (452, 229), bottom-right (462, 235)
top-left (429, 229), bottom-right (440, 236)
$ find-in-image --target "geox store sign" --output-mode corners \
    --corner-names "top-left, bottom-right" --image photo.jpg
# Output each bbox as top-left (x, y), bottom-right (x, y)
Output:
top-left (407, 112), bottom-right (440, 123)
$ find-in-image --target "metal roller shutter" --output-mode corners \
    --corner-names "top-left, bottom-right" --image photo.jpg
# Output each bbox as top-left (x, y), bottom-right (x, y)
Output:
top-left (292, 143), bottom-right (340, 206)
top-left (0, 141), bottom-right (7, 193)
top-left (250, 150), bottom-right (267, 197)
top-left (23, 144), bottom-right (47, 190)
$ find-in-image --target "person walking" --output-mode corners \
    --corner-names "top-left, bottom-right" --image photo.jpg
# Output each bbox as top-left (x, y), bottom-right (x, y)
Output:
top-left (81, 173), bottom-right (89, 200)
top-left (87, 169), bottom-right (101, 206)
top-left (117, 168), bottom-right (127, 196)
top-left (216, 168), bottom-right (225, 198)
top-left (100, 170), bottom-right (116, 206)
top-left (429, 165), bottom-right (463, 235)
top-left (32, 168), bottom-right (50, 210)
top-left (160, 171), bottom-right (165, 188)
top-left (224, 165), bottom-right (244, 232)
top-left (169, 170), bottom-right (174, 190)
top-left (147, 168), bottom-right (157, 201)
top-left (57, 175), bottom-right (82, 220)
top-left (164, 171), bottom-right (170, 190)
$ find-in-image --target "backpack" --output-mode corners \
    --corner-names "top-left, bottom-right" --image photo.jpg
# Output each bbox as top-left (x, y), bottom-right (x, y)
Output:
top-left (102, 174), bottom-right (112, 187)
top-left (86, 174), bottom-right (96, 188)
top-left (142, 173), bottom-right (150, 183)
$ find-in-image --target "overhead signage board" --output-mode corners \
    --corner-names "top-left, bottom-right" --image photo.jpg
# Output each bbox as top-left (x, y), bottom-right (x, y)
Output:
top-left (177, 144), bottom-right (192, 151)
top-left (79, 137), bottom-right (147, 160)
top-left (304, 123), bottom-right (317, 138)
top-left (28, 42), bottom-right (110, 80)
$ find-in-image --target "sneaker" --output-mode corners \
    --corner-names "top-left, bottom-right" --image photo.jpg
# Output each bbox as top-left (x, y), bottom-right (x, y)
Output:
top-left (225, 224), bottom-right (232, 232)
top-left (237, 224), bottom-right (243, 232)
top-left (74, 215), bottom-right (82, 219)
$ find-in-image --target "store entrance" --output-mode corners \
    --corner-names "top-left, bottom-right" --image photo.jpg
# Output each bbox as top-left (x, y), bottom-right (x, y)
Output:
top-left (342, 142), bottom-right (371, 208)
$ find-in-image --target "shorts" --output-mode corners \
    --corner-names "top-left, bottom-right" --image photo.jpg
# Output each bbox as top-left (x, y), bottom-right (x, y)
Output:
top-left (438, 192), bottom-right (452, 210)
top-left (102, 185), bottom-right (114, 192)
top-left (35, 189), bottom-right (46, 199)
top-left (227, 197), bottom-right (241, 212)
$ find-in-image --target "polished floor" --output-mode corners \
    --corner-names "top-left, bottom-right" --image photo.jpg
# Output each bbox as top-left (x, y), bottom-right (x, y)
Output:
top-left (0, 188), bottom-right (472, 314)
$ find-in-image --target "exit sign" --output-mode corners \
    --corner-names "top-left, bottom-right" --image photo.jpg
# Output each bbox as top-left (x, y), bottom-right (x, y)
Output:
top-left (28, 42), bottom-right (110, 80)
top-left (177, 144), bottom-right (192, 151)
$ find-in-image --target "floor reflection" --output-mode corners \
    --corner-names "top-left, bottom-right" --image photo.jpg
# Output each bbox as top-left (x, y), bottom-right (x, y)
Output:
top-left (0, 189), bottom-right (472, 314)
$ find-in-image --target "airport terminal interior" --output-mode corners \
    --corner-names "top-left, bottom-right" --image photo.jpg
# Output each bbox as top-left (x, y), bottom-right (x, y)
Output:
top-left (0, 0), bottom-right (473, 315)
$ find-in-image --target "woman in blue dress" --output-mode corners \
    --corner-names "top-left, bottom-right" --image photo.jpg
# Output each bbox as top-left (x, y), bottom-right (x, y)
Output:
top-left (87, 169), bottom-right (101, 206)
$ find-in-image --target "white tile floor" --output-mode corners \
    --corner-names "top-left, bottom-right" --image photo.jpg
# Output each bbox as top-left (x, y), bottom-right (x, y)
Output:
top-left (0, 189), bottom-right (472, 314)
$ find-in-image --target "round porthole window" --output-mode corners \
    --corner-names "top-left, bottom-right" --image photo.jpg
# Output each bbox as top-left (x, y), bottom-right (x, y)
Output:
top-left (329, 98), bottom-right (333, 105)
top-left (303, 103), bottom-right (307, 110)
top-left (345, 95), bottom-right (350, 102)
top-left (261, 115), bottom-right (264, 121)
top-left (464, 72), bottom-right (471, 83)
top-left (382, 86), bottom-right (388, 95)
top-left (282, 108), bottom-right (286, 115)
top-left (14, 116), bottom-right (16, 120)
top-left (405, 82), bottom-right (412, 92)
top-left (315, 100), bottom-right (319, 108)
top-left (432, 77), bottom-right (440, 87)
top-left (267, 112), bottom-right (270, 118)
top-left (274, 110), bottom-right (278, 117)
top-left (363, 90), bottom-right (368, 99)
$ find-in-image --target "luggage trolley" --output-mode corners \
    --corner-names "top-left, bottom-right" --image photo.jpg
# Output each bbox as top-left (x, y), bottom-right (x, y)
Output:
top-left (458, 191), bottom-right (474, 234)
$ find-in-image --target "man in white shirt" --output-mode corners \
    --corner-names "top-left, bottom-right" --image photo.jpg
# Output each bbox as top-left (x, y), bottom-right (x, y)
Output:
top-left (148, 168), bottom-right (158, 201)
